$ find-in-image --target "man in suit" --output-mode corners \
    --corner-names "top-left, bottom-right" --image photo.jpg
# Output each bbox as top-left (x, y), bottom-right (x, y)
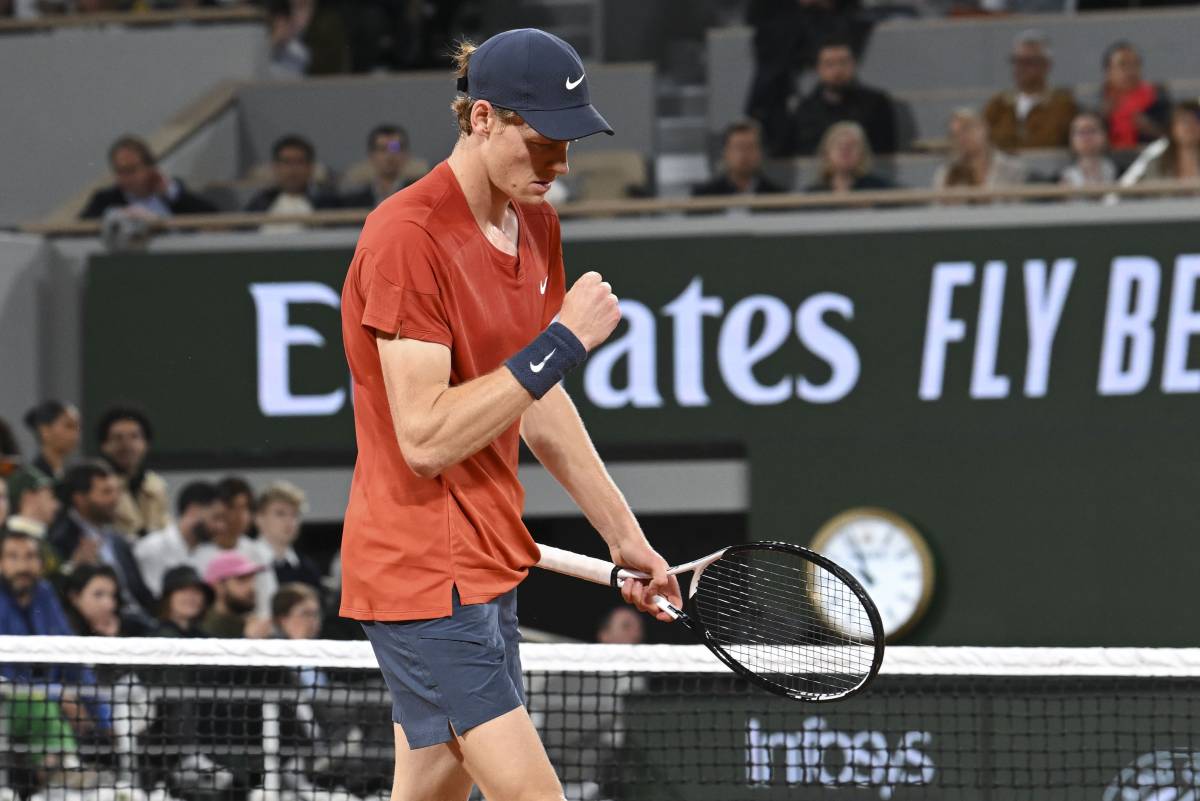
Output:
top-left (48, 462), bottom-right (156, 621)
top-left (245, 134), bottom-right (340, 219)
top-left (341, 124), bottom-right (415, 209)
top-left (80, 135), bottom-right (218, 220)
top-left (692, 120), bottom-right (787, 197)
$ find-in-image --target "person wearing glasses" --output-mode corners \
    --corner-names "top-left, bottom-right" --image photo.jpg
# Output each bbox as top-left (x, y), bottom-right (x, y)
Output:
top-left (983, 30), bottom-right (1077, 152)
top-left (342, 124), bottom-right (418, 209)
top-left (80, 135), bottom-right (218, 220)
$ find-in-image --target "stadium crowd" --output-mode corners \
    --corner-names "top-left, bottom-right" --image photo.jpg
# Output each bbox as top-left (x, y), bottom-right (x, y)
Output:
top-left (63, 26), bottom-right (1200, 236)
top-left (0, 402), bottom-right (368, 797)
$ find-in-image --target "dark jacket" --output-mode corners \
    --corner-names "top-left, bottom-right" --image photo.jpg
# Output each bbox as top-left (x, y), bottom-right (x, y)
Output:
top-left (792, 83), bottom-right (897, 156)
top-left (691, 174), bottom-right (789, 197)
top-left (340, 180), bottom-right (412, 210)
top-left (805, 173), bottom-right (895, 192)
top-left (80, 181), bottom-right (217, 220)
top-left (272, 553), bottom-right (324, 594)
top-left (47, 512), bottom-right (157, 618)
top-left (244, 187), bottom-right (341, 213)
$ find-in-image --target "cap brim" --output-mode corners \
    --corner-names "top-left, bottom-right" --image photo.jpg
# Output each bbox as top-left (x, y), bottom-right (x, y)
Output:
top-left (521, 104), bottom-right (614, 141)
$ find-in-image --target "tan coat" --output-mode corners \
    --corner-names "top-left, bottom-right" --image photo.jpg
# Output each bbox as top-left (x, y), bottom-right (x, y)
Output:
top-left (983, 88), bottom-right (1078, 151)
top-left (113, 469), bottom-right (170, 541)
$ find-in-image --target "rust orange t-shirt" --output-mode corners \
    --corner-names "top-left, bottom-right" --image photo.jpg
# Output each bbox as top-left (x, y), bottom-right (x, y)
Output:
top-left (339, 161), bottom-right (566, 621)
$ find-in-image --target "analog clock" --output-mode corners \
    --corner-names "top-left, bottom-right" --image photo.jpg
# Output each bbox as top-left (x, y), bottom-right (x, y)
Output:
top-left (810, 507), bottom-right (935, 642)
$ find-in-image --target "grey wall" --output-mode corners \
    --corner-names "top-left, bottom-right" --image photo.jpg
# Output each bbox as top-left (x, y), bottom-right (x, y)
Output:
top-left (234, 63), bottom-right (657, 177)
top-left (708, 9), bottom-right (1200, 135)
top-left (0, 22), bottom-right (268, 227)
top-left (0, 235), bottom-right (49, 457)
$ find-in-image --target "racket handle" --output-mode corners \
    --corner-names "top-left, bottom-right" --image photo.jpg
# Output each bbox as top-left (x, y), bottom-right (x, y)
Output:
top-left (651, 595), bottom-right (682, 620)
top-left (536, 544), bottom-right (643, 586)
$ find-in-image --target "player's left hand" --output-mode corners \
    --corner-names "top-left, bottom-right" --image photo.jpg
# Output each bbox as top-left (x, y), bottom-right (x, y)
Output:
top-left (609, 539), bottom-right (683, 623)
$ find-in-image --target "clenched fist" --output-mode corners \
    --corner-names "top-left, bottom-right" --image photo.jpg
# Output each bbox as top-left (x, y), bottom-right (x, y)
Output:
top-left (558, 271), bottom-right (621, 351)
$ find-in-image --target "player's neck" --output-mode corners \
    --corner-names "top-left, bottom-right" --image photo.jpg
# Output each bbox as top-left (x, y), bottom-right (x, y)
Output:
top-left (447, 142), bottom-right (512, 231)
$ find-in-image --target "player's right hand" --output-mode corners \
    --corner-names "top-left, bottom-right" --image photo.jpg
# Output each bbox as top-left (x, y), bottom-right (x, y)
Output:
top-left (558, 271), bottom-right (620, 351)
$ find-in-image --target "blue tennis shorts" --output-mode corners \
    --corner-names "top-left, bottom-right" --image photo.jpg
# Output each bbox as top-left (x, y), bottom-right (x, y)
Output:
top-left (361, 585), bottom-right (525, 748)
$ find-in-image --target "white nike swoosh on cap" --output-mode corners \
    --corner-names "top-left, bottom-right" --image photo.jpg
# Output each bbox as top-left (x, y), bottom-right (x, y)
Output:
top-left (565, 74), bottom-right (584, 90)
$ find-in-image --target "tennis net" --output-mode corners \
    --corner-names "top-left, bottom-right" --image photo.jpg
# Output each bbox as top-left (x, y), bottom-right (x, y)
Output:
top-left (0, 636), bottom-right (1198, 800)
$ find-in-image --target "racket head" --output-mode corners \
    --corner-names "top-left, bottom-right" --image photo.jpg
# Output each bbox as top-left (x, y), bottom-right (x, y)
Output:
top-left (683, 541), bottom-right (885, 702)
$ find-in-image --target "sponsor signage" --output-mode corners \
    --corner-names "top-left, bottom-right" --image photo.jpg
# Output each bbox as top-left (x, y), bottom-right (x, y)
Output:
top-left (83, 220), bottom-right (1200, 645)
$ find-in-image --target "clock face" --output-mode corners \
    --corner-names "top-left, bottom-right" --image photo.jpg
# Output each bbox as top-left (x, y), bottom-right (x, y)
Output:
top-left (810, 509), bottom-right (934, 641)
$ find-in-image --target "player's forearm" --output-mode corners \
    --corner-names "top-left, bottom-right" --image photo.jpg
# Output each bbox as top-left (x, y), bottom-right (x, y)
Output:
top-left (520, 386), bottom-right (643, 547)
top-left (392, 367), bottom-right (534, 478)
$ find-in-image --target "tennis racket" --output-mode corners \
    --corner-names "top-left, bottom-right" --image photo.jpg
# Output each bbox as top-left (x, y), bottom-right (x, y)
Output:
top-left (536, 541), bottom-right (885, 702)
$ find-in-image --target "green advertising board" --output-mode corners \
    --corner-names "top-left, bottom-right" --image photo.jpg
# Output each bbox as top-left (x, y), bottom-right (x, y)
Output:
top-left (84, 219), bottom-right (1200, 645)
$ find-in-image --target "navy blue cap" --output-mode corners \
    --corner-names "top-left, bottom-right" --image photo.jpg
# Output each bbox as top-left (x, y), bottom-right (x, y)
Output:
top-left (459, 28), bottom-right (614, 141)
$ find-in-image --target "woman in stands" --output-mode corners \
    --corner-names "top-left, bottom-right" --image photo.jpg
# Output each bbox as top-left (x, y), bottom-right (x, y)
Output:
top-left (933, 108), bottom-right (1027, 196)
top-left (1138, 101), bottom-right (1200, 182)
top-left (1060, 110), bottom-right (1117, 187)
top-left (806, 121), bottom-right (894, 195)
top-left (154, 565), bottom-right (212, 637)
top-left (23, 400), bottom-right (80, 480)
top-left (1099, 41), bottom-right (1170, 151)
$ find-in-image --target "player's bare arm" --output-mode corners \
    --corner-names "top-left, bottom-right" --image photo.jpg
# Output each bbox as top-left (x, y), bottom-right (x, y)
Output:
top-left (378, 271), bottom-right (620, 478)
top-left (520, 385), bottom-right (682, 621)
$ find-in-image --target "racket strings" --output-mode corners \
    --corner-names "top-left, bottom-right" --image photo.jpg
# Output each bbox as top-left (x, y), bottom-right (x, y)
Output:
top-left (691, 548), bottom-right (877, 700)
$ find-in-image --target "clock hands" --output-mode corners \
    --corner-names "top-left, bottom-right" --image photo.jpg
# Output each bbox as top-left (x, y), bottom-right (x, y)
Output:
top-left (847, 536), bottom-right (876, 586)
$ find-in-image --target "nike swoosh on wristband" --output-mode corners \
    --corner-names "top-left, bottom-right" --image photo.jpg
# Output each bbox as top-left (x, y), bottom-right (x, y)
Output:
top-left (530, 348), bottom-right (557, 373)
top-left (565, 74), bottom-right (584, 90)
top-left (539, 277), bottom-right (548, 294)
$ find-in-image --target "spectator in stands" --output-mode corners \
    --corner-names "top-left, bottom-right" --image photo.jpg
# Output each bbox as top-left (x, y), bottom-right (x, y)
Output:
top-left (790, 36), bottom-right (896, 158)
top-left (23, 400), bottom-right (81, 480)
top-left (272, 582), bottom-right (322, 641)
top-left (1135, 101), bottom-right (1200, 183)
top-left (983, 31), bottom-right (1077, 152)
top-left (134, 481), bottom-right (226, 598)
top-left (155, 565), bottom-right (212, 637)
top-left (0, 529), bottom-right (109, 781)
top-left (63, 563), bottom-right (154, 637)
top-left (201, 551), bottom-right (271, 638)
top-left (245, 134), bottom-right (340, 224)
top-left (48, 462), bottom-right (157, 620)
top-left (3, 465), bottom-right (61, 575)
top-left (744, 0), bottom-right (865, 157)
top-left (97, 406), bottom-right (169, 540)
top-left (934, 108), bottom-right (1027, 194)
top-left (596, 606), bottom-right (645, 645)
top-left (253, 481), bottom-right (322, 593)
top-left (80, 135), bottom-right (217, 221)
top-left (692, 120), bottom-right (786, 197)
top-left (806, 121), bottom-right (894, 194)
top-left (1099, 41), bottom-right (1169, 150)
top-left (192, 476), bottom-right (277, 617)
top-left (342, 124), bottom-right (414, 209)
top-left (0, 474), bottom-right (8, 527)
top-left (1060, 111), bottom-right (1117, 187)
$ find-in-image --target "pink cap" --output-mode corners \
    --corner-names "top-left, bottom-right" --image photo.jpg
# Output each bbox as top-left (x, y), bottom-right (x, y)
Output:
top-left (203, 551), bottom-right (265, 585)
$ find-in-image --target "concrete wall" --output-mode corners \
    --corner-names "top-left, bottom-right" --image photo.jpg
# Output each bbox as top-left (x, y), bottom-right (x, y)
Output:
top-left (0, 22), bottom-right (268, 227)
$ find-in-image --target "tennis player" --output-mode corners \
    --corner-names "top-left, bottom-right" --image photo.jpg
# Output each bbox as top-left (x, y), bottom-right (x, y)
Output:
top-left (339, 28), bottom-right (683, 801)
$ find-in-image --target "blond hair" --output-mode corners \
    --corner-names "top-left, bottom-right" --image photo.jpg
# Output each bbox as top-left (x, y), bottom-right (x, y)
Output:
top-left (257, 480), bottom-right (308, 514)
top-left (818, 121), bottom-right (872, 181)
top-left (450, 39), bottom-right (522, 136)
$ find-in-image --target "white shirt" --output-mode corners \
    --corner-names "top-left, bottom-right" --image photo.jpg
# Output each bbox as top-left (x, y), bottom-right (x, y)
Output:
top-left (1015, 92), bottom-right (1040, 121)
top-left (192, 536), bottom-right (278, 618)
top-left (134, 523), bottom-right (197, 598)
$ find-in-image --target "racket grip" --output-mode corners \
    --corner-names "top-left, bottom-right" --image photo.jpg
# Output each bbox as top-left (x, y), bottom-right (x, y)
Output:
top-left (536, 544), bottom-right (621, 586)
top-left (651, 595), bottom-right (682, 620)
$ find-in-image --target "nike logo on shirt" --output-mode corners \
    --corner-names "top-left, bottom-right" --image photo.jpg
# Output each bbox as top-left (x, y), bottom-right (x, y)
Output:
top-left (566, 74), bottom-right (584, 90)
top-left (530, 349), bottom-right (556, 373)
